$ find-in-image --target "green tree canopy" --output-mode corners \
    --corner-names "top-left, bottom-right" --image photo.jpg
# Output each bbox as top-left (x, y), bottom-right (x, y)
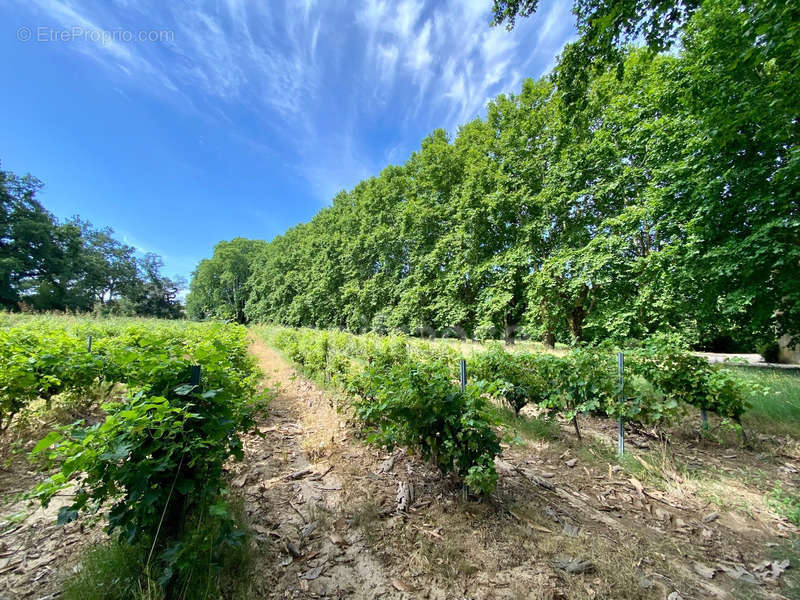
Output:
top-left (195, 0), bottom-right (800, 350)
top-left (186, 238), bottom-right (267, 323)
top-left (0, 164), bottom-right (184, 318)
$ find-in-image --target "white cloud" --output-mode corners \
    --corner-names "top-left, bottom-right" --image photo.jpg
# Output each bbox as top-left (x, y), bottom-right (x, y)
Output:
top-left (377, 43), bottom-right (399, 82)
top-left (310, 19), bottom-right (321, 56)
top-left (353, 0), bottom-right (557, 135)
top-left (28, 0), bottom-right (180, 96)
top-left (14, 0), bottom-right (576, 203)
top-left (357, 0), bottom-right (389, 30)
top-left (405, 19), bottom-right (432, 72)
top-left (392, 0), bottom-right (424, 39)
top-left (537, 0), bottom-right (566, 44)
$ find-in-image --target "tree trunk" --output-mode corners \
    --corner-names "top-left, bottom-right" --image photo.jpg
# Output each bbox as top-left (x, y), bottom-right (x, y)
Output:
top-left (503, 315), bottom-right (515, 345)
top-left (567, 308), bottom-right (584, 341)
top-left (543, 331), bottom-right (555, 349)
top-left (567, 286), bottom-right (590, 342)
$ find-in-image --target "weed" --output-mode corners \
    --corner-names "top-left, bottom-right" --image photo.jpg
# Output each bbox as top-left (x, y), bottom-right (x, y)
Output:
top-left (411, 535), bottom-right (477, 578)
top-left (1, 509), bottom-right (32, 533)
top-left (62, 541), bottom-right (161, 600)
top-left (63, 495), bottom-right (252, 600)
top-left (766, 484), bottom-right (800, 525)
top-left (578, 438), bottom-right (646, 475)
top-left (349, 499), bottom-right (383, 545)
top-left (536, 530), bottom-right (655, 600)
top-left (488, 404), bottom-right (559, 442)
top-left (306, 501), bottom-right (334, 532)
top-left (769, 538), bottom-right (800, 599)
top-left (730, 367), bottom-right (800, 437)
top-left (577, 437), bottom-right (687, 492)
top-left (350, 500), bottom-right (381, 529)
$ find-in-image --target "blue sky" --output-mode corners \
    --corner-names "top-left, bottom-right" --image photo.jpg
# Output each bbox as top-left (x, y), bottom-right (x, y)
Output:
top-left (0, 0), bottom-right (576, 282)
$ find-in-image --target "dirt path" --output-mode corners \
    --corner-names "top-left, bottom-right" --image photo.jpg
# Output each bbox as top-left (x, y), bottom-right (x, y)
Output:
top-left (0, 480), bottom-right (98, 599)
top-left (238, 337), bottom-right (404, 599)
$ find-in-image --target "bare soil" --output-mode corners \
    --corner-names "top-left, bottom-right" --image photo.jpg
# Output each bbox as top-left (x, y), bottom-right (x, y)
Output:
top-left (0, 403), bottom-right (109, 600)
top-left (234, 336), bottom-right (401, 599)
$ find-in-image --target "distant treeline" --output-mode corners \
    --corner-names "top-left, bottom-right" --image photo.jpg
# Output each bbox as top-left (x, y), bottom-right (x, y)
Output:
top-left (185, 0), bottom-right (795, 350)
top-left (0, 167), bottom-right (183, 318)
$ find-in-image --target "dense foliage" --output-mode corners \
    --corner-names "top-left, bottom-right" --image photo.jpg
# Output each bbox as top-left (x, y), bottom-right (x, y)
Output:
top-left (189, 0), bottom-right (798, 354)
top-left (471, 344), bottom-right (555, 416)
top-left (491, 0), bottom-right (702, 109)
top-left (626, 345), bottom-right (749, 421)
top-left (0, 317), bottom-right (258, 431)
top-left (186, 238), bottom-right (268, 323)
top-left (353, 360), bottom-right (501, 495)
top-left (470, 342), bottom-right (750, 436)
top-left (266, 327), bottom-right (502, 495)
top-left (0, 168), bottom-right (184, 317)
top-left (1, 317), bottom-right (265, 593)
top-left (0, 323), bottom-right (105, 426)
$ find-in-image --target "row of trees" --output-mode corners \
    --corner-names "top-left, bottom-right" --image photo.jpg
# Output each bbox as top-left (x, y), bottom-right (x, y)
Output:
top-left (187, 0), bottom-right (798, 350)
top-left (1, 167), bottom-right (183, 318)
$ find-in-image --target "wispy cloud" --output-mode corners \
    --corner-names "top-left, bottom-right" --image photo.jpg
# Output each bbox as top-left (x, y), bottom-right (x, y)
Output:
top-left (353, 0), bottom-right (576, 136)
top-left (14, 0), bottom-right (575, 203)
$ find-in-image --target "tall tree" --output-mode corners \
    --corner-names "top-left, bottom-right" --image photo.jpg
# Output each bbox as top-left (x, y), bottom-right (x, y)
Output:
top-left (124, 253), bottom-right (184, 319)
top-left (491, 0), bottom-right (702, 108)
top-left (221, 0), bottom-right (799, 351)
top-left (0, 170), bottom-right (57, 308)
top-left (187, 238), bottom-right (267, 323)
top-left (1, 163), bottom-right (183, 318)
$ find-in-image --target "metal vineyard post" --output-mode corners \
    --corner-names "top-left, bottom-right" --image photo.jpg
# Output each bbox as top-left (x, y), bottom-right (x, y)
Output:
top-left (618, 352), bottom-right (624, 456)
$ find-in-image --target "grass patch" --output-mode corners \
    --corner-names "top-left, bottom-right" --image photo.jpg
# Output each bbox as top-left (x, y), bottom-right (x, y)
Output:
top-left (350, 500), bottom-right (382, 529)
top-left (768, 538), bottom-right (800, 599)
top-left (349, 499), bottom-right (383, 545)
top-left (576, 438), bottom-right (685, 492)
top-left (410, 535), bottom-right (477, 578)
top-left (536, 529), bottom-right (660, 600)
top-left (766, 484), bottom-right (800, 525)
top-left (63, 496), bottom-right (253, 600)
top-left (421, 336), bottom-right (561, 357)
top-left (63, 541), bottom-right (161, 600)
top-left (307, 501), bottom-right (335, 532)
top-left (727, 367), bottom-right (800, 437)
top-left (577, 437), bottom-right (640, 472)
top-left (488, 404), bottom-right (559, 443)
